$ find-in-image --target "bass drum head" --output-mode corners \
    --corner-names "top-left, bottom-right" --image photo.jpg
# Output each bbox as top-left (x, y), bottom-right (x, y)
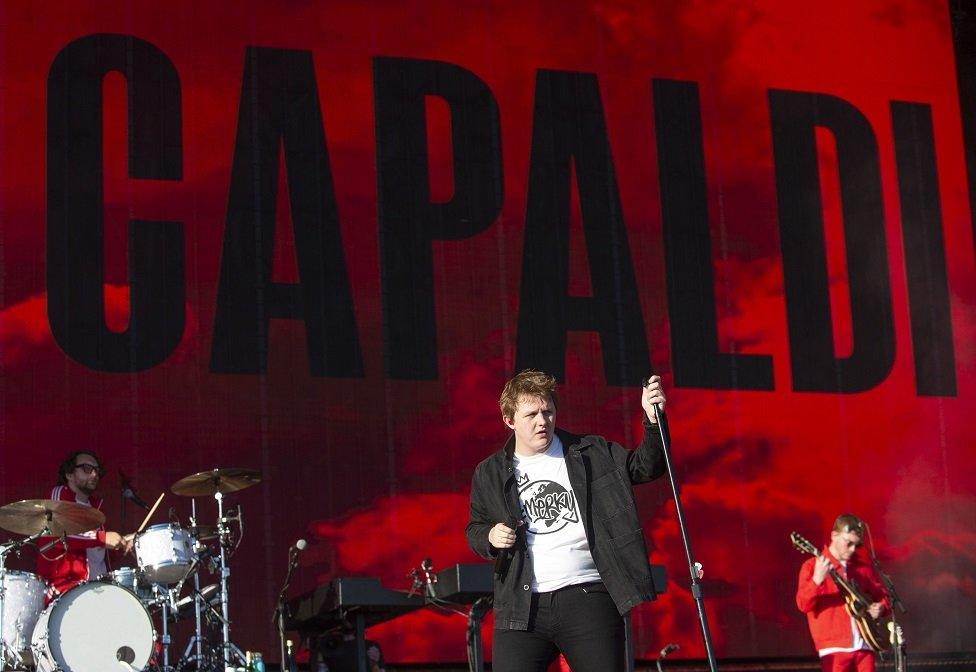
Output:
top-left (32, 582), bottom-right (155, 672)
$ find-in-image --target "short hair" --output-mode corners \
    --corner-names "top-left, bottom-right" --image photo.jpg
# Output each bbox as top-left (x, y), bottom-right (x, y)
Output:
top-left (499, 369), bottom-right (558, 420)
top-left (832, 513), bottom-right (864, 536)
top-left (58, 450), bottom-right (105, 485)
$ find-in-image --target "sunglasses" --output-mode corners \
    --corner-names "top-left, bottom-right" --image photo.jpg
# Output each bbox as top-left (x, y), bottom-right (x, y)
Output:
top-left (74, 463), bottom-right (105, 477)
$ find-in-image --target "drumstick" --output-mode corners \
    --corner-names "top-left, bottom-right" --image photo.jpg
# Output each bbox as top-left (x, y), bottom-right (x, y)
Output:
top-left (135, 493), bottom-right (165, 534)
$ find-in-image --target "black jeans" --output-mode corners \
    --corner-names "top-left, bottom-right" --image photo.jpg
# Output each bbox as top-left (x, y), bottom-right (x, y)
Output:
top-left (492, 582), bottom-right (625, 672)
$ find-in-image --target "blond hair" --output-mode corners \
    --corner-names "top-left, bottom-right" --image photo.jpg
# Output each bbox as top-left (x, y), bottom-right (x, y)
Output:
top-left (832, 513), bottom-right (864, 536)
top-left (499, 369), bottom-right (558, 420)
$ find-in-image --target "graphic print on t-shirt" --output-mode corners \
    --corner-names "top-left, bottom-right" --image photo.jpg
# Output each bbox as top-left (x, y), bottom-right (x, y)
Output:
top-left (517, 471), bottom-right (580, 534)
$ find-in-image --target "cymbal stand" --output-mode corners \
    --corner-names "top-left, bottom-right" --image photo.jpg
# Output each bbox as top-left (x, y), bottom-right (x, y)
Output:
top-left (178, 498), bottom-right (207, 671)
top-left (214, 491), bottom-right (245, 671)
top-left (178, 585), bottom-right (228, 672)
top-left (154, 583), bottom-right (179, 671)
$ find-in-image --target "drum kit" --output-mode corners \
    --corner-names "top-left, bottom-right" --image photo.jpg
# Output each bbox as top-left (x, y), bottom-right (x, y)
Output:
top-left (0, 467), bottom-right (262, 672)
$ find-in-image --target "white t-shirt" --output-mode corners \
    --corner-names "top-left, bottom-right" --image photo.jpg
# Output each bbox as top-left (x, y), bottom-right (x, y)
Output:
top-left (52, 486), bottom-right (107, 579)
top-left (514, 435), bottom-right (602, 592)
top-left (73, 495), bottom-right (107, 579)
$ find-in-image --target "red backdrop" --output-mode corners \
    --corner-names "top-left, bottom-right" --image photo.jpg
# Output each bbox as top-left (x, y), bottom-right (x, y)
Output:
top-left (1, 0), bottom-right (974, 662)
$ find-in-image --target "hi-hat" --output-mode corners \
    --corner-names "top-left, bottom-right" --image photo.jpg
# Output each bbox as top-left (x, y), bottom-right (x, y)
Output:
top-left (171, 468), bottom-right (262, 497)
top-left (0, 499), bottom-right (106, 536)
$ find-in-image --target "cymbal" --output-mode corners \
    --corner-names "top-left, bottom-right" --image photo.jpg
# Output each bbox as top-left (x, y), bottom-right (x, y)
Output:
top-left (0, 499), bottom-right (106, 536)
top-left (171, 468), bottom-right (262, 497)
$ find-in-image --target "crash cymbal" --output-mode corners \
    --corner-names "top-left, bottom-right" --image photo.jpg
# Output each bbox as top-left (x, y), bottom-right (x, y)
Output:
top-left (0, 499), bottom-right (106, 536)
top-left (171, 468), bottom-right (262, 497)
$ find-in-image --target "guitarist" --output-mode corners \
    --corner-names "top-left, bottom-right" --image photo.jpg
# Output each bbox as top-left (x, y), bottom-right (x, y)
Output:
top-left (795, 514), bottom-right (889, 672)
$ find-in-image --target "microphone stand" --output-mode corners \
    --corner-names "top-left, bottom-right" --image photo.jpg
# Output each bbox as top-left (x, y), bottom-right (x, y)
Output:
top-left (862, 521), bottom-right (907, 671)
top-left (274, 547), bottom-right (300, 671)
top-left (645, 381), bottom-right (719, 672)
top-left (870, 554), bottom-right (907, 671)
top-left (656, 643), bottom-right (680, 672)
top-left (120, 479), bottom-right (127, 530)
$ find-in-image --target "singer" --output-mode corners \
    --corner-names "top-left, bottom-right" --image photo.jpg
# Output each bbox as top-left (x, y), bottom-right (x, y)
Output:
top-left (35, 450), bottom-right (133, 599)
top-left (465, 370), bottom-right (667, 672)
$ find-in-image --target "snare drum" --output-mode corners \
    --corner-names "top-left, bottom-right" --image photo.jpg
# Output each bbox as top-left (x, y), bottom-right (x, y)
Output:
top-left (135, 523), bottom-right (193, 584)
top-left (0, 570), bottom-right (45, 664)
top-left (31, 581), bottom-right (155, 672)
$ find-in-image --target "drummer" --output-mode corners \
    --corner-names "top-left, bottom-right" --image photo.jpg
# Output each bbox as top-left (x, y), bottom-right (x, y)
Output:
top-left (35, 450), bottom-right (133, 599)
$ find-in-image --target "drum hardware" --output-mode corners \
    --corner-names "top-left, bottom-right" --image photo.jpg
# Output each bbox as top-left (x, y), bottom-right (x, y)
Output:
top-left (219, 506), bottom-right (244, 558)
top-left (171, 468), bottom-right (260, 672)
top-left (0, 473), bottom-right (268, 672)
top-left (186, 524), bottom-right (219, 542)
top-left (216, 490), bottom-right (244, 669)
top-left (175, 502), bottom-right (234, 672)
top-left (1, 466), bottom-right (264, 672)
top-left (181, 499), bottom-right (208, 672)
top-left (151, 582), bottom-right (180, 671)
top-left (175, 584), bottom-right (221, 621)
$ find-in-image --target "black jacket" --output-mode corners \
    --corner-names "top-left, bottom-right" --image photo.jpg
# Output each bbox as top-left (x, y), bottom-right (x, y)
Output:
top-left (465, 422), bottom-right (665, 630)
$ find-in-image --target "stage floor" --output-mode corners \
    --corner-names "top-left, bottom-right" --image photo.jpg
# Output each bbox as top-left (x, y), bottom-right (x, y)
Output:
top-left (382, 652), bottom-right (976, 672)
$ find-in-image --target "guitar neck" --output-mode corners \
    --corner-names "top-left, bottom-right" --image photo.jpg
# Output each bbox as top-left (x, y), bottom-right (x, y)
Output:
top-left (791, 532), bottom-right (874, 608)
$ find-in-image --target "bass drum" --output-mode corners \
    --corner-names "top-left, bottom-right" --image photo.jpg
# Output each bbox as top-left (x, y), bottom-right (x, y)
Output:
top-left (31, 581), bottom-right (155, 672)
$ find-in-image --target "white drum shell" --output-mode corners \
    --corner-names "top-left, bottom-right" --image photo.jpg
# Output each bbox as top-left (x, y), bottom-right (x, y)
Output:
top-left (31, 582), bottom-right (155, 672)
top-left (0, 570), bottom-right (45, 662)
top-left (135, 523), bottom-right (193, 585)
top-left (107, 566), bottom-right (153, 603)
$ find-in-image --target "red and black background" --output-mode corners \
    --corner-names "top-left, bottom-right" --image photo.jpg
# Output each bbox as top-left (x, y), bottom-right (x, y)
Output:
top-left (1, 0), bottom-right (974, 663)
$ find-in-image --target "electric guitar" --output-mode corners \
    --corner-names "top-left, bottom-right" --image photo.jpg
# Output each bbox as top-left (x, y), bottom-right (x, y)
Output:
top-left (790, 531), bottom-right (890, 652)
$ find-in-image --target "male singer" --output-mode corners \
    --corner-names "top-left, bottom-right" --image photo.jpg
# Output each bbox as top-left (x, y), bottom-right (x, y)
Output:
top-left (466, 370), bottom-right (666, 671)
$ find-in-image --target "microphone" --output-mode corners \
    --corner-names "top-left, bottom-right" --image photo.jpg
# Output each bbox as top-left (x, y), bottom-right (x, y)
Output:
top-left (119, 470), bottom-right (151, 511)
top-left (641, 376), bottom-right (666, 423)
top-left (288, 538), bottom-right (308, 561)
top-left (37, 534), bottom-right (67, 555)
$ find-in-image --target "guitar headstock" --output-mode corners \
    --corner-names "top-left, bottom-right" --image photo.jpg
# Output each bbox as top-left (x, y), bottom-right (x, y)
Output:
top-left (790, 531), bottom-right (819, 557)
top-left (888, 621), bottom-right (906, 646)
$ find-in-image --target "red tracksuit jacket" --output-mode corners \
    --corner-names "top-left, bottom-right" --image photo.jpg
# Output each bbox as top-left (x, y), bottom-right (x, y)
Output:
top-left (35, 485), bottom-right (109, 599)
top-left (795, 547), bottom-right (889, 651)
